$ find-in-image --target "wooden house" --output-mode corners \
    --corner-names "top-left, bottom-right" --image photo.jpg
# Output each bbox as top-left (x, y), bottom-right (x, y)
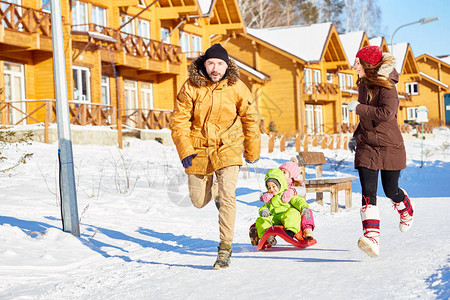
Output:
top-left (414, 54), bottom-right (450, 126)
top-left (0, 0), bottom-right (246, 135)
top-left (213, 22), bottom-right (350, 135)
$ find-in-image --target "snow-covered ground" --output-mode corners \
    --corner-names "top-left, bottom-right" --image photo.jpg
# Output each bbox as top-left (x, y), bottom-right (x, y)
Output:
top-left (1, 127), bottom-right (449, 299)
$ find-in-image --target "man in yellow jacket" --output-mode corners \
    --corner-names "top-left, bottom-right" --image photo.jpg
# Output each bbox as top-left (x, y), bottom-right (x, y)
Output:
top-left (170, 44), bottom-right (261, 269)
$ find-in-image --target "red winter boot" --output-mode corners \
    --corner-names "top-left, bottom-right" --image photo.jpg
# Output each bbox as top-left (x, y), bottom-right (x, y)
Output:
top-left (393, 189), bottom-right (415, 233)
top-left (358, 205), bottom-right (380, 257)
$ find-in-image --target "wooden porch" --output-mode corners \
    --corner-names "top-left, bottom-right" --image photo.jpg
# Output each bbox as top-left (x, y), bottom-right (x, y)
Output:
top-left (0, 100), bottom-right (174, 147)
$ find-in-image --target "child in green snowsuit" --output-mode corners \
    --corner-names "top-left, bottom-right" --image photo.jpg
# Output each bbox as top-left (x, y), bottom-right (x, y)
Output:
top-left (255, 168), bottom-right (310, 239)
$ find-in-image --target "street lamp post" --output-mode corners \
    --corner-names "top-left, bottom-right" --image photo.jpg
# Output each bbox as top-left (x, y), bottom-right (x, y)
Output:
top-left (390, 17), bottom-right (439, 55)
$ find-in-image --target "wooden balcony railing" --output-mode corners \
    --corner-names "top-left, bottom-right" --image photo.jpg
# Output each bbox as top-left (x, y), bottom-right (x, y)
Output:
top-left (117, 108), bottom-right (172, 130)
top-left (0, 1), bottom-right (51, 36)
top-left (304, 83), bottom-right (339, 95)
top-left (72, 24), bottom-right (182, 63)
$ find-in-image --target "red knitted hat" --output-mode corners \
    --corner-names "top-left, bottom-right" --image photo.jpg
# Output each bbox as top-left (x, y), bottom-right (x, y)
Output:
top-left (356, 46), bottom-right (382, 66)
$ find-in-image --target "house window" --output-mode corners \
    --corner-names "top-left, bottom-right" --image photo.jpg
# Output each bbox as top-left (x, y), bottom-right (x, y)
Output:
top-left (346, 74), bottom-right (353, 89)
top-left (305, 104), bottom-right (323, 134)
top-left (101, 76), bottom-right (110, 106)
top-left (161, 28), bottom-right (170, 43)
top-left (326, 72), bottom-right (333, 83)
top-left (304, 68), bottom-right (313, 94)
top-left (315, 105), bottom-right (323, 134)
top-left (124, 80), bottom-right (138, 127)
top-left (405, 82), bottom-right (419, 95)
top-left (313, 69), bottom-right (321, 84)
top-left (72, 0), bottom-right (88, 31)
top-left (342, 105), bottom-right (349, 124)
top-left (124, 80), bottom-right (138, 110)
top-left (305, 104), bottom-right (314, 134)
top-left (72, 66), bottom-right (90, 102)
top-left (141, 82), bottom-right (153, 110)
top-left (192, 35), bottom-right (202, 57)
top-left (92, 5), bottom-right (107, 31)
top-left (338, 73), bottom-right (345, 90)
top-left (407, 107), bottom-right (418, 120)
top-left (121, 15), bottom-right (135, 35)
top-left (180, 31), bottom-right (190, 56)
top-left (138, 19), bottom-right (150, 39)
top-left (3, 62), bottom-right (26, 125)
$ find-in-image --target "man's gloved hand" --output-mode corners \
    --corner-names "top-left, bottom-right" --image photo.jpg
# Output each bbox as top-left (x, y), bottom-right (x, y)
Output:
top-left (182, 154), bottom-right (197, 169)
top-left (348, 137), bottom-right (357, 153)
top-left (260, 192), bottom-right (273, 203)
top-left (347, 101), bottom-right (359, 112)
top-left (245, 158), bottom-right (259, 164)
top-left (261, 209), bottom-right (271, 217)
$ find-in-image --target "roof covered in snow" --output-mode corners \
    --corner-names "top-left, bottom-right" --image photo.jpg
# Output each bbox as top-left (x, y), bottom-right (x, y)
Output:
top-left (389, 43), bottom-right (408, 73)
top-left (232, 57), bottom-right (270, 81)
top-left (420, 72), bottom-right (449, 89)
top-left (246, 23), bottom-right (332, 62)
top-left (369, 37), bottom-right (383, 47)
top-left (440, 56), bottom-right (450, 65)
top-left (339, 31), bottom-right (364, 65)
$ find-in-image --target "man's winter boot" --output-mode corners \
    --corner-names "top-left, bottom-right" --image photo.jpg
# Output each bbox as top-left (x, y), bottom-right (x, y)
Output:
top-left (249, 224), bottom-right (259, 246)
top-left (393, 188), bottom-right (415, 233)
top-left (358, 205), bottom-right (380, 257)
top-left (213, 243), bottom-right (232, 270)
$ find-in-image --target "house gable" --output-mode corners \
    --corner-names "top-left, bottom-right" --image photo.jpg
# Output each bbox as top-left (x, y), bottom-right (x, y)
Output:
top-left (402, 44), bottom-right (420, 77)
top-left (391, 43), bottom-right (419, 78)
top-left (369, 37), bottom-right (390, 53)
top-left (203, 0), bottom-right (246, 35)
top-left (322, 26), bottom-right (349, 70)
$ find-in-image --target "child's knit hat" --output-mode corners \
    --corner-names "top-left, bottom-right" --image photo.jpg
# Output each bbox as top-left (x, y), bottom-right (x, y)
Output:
top-left (266, 178), bottom-right (281, 190)
top-left (279, 161), bottom-right (300, 178)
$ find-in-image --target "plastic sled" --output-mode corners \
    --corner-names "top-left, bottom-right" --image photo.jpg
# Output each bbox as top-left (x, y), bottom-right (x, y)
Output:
top-left (256, 225), bottom-right (317, 251)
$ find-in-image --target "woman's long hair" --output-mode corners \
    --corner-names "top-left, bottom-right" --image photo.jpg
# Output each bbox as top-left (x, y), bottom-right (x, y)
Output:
top-left (356, 55), bottom-right (395, 101)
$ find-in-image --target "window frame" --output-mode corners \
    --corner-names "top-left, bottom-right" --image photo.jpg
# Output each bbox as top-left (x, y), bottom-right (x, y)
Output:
top-left (72, 0), bottom-right (88, 31)
top-left (72, 65), bottom-right (91, 102)
top-left (92, 5), bottom-right (107, 31)
top-left (407, 107), bottom-right (418, 120)
top-left (405, 82), bottom-right (419, 95)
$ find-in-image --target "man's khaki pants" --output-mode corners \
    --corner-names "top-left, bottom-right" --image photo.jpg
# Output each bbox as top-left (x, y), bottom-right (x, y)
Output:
top-left (188, 165), bottom-right (240, 245)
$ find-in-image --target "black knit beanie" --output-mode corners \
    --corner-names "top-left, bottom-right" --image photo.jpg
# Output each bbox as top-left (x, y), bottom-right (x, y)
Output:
top-left (204, 43), bottom-right (229, 65)
top-left (266, 178), bottom-right (281, 190)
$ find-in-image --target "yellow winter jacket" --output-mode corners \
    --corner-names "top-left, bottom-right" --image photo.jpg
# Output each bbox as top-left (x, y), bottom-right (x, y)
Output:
top-left (170, 57), bottom-right (261, 175)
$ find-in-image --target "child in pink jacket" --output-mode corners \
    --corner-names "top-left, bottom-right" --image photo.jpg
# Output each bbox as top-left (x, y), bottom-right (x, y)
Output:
top-left (260, 160), bottom-right (315, 239)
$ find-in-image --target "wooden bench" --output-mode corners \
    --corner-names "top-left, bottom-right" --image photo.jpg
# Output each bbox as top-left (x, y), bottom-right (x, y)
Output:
top-left (297, 151), bottom-right (356, 213)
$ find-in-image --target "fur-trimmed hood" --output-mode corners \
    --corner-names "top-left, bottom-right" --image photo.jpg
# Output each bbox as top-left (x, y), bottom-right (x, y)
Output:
top-left (188, 55), bottom-right (240, 87)
top-left (378, 52), bottom-right (398, 83)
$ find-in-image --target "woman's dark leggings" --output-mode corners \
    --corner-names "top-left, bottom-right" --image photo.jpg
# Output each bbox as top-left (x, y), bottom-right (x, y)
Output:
top-left (357, 167), bottom-right (405, 206)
